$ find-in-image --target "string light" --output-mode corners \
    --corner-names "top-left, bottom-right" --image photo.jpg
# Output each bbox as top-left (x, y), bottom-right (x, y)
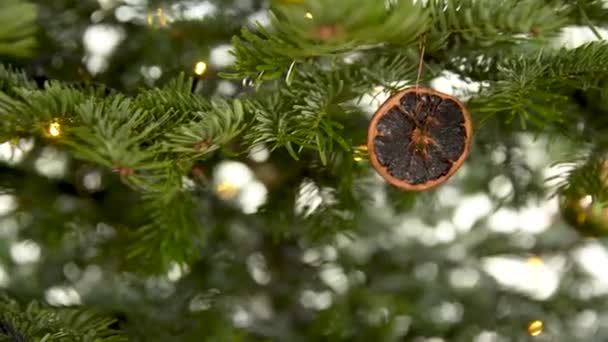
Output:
top-left (216, 180), bottom-right (239, 200)
top-left (147, 8), bottom-right (167, 28)
top-left (48, 121), bottom-right (61, 137)
top-left (305, 12), bottom-right (313, 19)
top-left (527, 255), bottom-right (544, 286)
top-left (579, 195), bottom-right (593, 208)
top-left (577, 211), bottom-right (587, 224)
top-left (527, 256), bottom-right (543, 267)
top-left (528, 320), bottom-right (543, 336)
top-left (353, 145), bottom-right (368, 162)
top-left (194, 61), bottom-right (208, 76)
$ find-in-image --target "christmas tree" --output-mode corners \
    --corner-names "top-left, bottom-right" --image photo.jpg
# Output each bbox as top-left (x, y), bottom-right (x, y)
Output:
top-left (1, 0), bottom-right (608, 340)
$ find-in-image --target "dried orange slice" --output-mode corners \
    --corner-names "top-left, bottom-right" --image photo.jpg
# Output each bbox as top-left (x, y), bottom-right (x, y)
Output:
top-left (367, 87), bottom-right (472, 191)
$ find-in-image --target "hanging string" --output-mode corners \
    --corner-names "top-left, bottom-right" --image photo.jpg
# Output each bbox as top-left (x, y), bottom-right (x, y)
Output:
top-left (415, 34), bottom-right (426, 94)
top-left (413, 33), bottom-right (427, 114)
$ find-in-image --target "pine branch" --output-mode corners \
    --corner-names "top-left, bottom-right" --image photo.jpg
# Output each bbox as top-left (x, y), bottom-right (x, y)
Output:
top-left (0, 0), bottom-right (37, 57)
top-left (224, 0), bottom-right (428, 82)
top-left (0, 70), bottom-right (246, 270)
top-left (548, 41), bottom-right (608, 80)
top-left (0, 83), bottom-right (93, 140)
top-left (246, 63), bottom-right (357, 164)
top-left (245, 52), bottom-right (422, 163)
top-left (225, 0), bottom-right (573, 83)
top-left (427, 0), bottom-right (568, 49)
top-left (63, 96), bottom-right (172, 179)
top-left (0, 319), bottom-right (26, 342)
top-left (0, 294), bottom-right (125, 341)
top-left (550, 156), bottom-right (608, 203)
top-left (351, 51), bottom-right (420, 91)
top-left (163, 98), bottom-right (247, 160)
top-left (0, 72), bottom-right (244, 189)
top-left (0, 64), bottom-right (36, 93)
top-left (566, 0), bottom-right (608, 25)
top-left (132, 73), bottom-right (210, 120)
top-left (471, 42), bottom-right (608, 130)
top-left (127, 191), bottom-right (203, 269)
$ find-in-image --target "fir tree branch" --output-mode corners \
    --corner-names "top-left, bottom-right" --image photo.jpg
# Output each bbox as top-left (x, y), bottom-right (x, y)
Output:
top-left (0, 70), bottom-right (245, 269)
top-left (0, 83), bottom-right (94, 139)
top-left (427, 0), bottom-right (568, 48)
top-left (567, 0), bottom-right (608, 25)
top-left (0, 64), bottom-right (36, 95)
top-left (0, 0), bottom-right (37, 57)
top-left (471, 42), bottom-right (608, 130)
top-left (577, 2), bottom-right (604, 39)
top-left (246, 62), bottom-right (359, 164)
top-left (0, 294), bottom-right (126, 341)
top-left (550, 156), bottom-right (608, 203)
top-left (224, 0), bottom-right (428, 82)
top-left (225, 0), bottom-right (571, 83)
top-left (244, 53), bottom-right (422, 163)
top-left (0, 318), bottom-right (26, 342)
top-left (63, 96), bottom-right (172, 178)
top-left (131, 74), bottom-right (210, 123)
top-left (163, 98), bottom-right (247, 160)
top-left (127, 191), bottom-right (203, 269)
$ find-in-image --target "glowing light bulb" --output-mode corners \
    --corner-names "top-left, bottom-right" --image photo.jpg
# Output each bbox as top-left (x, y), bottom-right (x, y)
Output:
top-left (147, 8), bottom-right (167, 27)
top-left (194, 61), bottom-right (208, 76)
top-left (305, 12), bottom-right (313, 19)
top-left (527, 256), bottom-right (543, 267)
top-left (353, 145), bottom-right (368, 162)
top-left (528, 320), bottom-right (543, 336)
top-left (48, 122), bottom-right (61, 137)
top-left (579, 195), bottom-right (593, 208)
top-left (216, 180), bottom-right (239, 199)
top-left (577, 211), bottom-right (586, 224)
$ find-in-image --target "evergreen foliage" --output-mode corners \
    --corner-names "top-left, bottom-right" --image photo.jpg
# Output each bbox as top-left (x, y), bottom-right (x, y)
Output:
top-left (472, 41), bottom-right (608, 130)
top-left (0, 0), bottom-right (37, 57)
top-left (0, 295), bottom-right (125, 341)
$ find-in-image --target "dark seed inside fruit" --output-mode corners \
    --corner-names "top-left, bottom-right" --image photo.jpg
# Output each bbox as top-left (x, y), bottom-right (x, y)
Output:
top-left (373, 91), bottom-right (467, 185)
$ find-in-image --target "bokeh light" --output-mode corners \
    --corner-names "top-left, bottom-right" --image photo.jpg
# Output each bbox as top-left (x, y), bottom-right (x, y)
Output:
top-left (528, 320), bottom-right (543, 336)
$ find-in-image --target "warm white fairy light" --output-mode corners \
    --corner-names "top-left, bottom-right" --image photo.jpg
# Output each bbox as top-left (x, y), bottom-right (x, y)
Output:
top-left (528, 320), bottom-right (543, 336)
top-left (579, 195), bottom-right (593, 208)
top-left (216, 180), bottom-right (239, 199)
top-left (353, 145), bottom-right (368, 162)
top-left (305, 12), bottom-right (313, 19)
top-left (147, 8), bottom-right (167, 27)
top-left (48, 121), bottom-right (61, 137)
top-left (194, 61), bottom-right (208, 75)
top-left (527, 256), bottom-right (544, 267)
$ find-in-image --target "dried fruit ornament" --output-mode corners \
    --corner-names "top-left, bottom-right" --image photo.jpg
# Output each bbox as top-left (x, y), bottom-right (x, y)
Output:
top-left (367, 87), bottom-right (473, 191)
